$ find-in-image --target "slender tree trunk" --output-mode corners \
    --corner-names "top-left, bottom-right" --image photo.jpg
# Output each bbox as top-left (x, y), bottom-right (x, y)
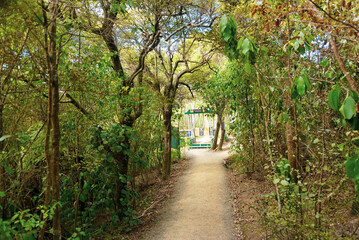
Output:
top-left (217, 115), bottom-right (225, 151)
top-left (50, 66), bottom-right (61, 240)
top-left (307, 0), bottom-right (359, 95)
top-left (329, 37), bottom-right (358, 94)
top-left (210, 115), bottom-right (220, 150)
top-left (249, 121), bottom-right (256, 172)
top-left (162, 103), bottom-right (173, 179)
top-left (255, 64), bottom-right (282, 211)
top-left (47, 1), bottom-right (61, 238)
top-left (284, 0), bottom-right (297, 182)
top-left (39, 75), bottom-right (52, 240)
top-left (0, 103), bottom-right (7, 220)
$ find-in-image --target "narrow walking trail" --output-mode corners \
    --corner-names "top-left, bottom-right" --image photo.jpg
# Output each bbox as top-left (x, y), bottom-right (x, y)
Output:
top-left (145, 149), bottom-right (235, 240)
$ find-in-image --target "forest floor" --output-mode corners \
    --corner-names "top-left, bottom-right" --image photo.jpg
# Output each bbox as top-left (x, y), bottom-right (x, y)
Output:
top-left (128, 147), bottom-right (235, 240)
top-left (228, 168), bottom-right (272, 239)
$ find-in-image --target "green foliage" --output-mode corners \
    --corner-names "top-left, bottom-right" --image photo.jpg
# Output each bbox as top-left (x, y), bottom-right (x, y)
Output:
top-left (291, 73), bottom-right (311, 99)
top-left (67, 228), bottom-right (86, 240)
top-left (340, 95), bottom-right (356, 120)
top-left (328, 85), bottom-right (341, 111)
top-left (345, 151), bottom-right (359, 201)
top-left (0, 204), bottom-right (56, 240)
top-left (219, 14), bottom-right (239, 60)
top-left (59, 123), bottom-right (142, 235)
top-left (216, 1), bottom-right (358, 237)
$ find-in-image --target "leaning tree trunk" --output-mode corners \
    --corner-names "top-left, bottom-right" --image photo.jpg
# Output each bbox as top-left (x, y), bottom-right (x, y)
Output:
top-left (162, 103), bottom-right (173, 179)
top-left (210, 114), bottom-right (221, 150)
top-left (217, 115), bottom-right (225, 151)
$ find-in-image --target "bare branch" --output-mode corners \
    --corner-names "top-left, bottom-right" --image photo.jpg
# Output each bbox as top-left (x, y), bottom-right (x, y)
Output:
top-left (308, 0), bottom-right (359, 33)
top-left (1, 28), bottom-right (30, 91)
top-left (19, 77), bottom-right (90, 116)
top-left (179, 82), bottom-right (194, 98)
top-left (173, 49), bottom-right (215, 90)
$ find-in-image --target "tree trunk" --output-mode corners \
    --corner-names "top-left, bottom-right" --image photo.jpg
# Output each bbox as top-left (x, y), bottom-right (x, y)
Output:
top-left (307, 0), bottom-right (359, 95)
top-left (46, 1), bottom-right (61, 238)
top-left (284, 0), bottom-right (298, 183)
top-left (113, 134), bottom-right (130, 214)
top-left (39, 74), bottom-right (53, 240)
top-left (210, 115), bottom-right (220, 150)
top-left (217, 115), bottom-right (225, 151)
top-left (0, 103), bottom-right (7, 220)
top-left (162, 104), bottom-right (173, 179)
top-left (50, 67), bottom-right (61, 240)
top-left (329, 37), bottom-right (358, 94)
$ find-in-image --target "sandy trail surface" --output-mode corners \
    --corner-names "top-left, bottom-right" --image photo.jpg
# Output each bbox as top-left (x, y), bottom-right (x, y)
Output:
top-left (145, 149), bottom-right (235, 240)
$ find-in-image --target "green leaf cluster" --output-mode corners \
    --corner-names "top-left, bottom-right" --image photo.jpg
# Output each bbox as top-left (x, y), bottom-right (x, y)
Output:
top-left (291, 74), bottom-right (311, 99)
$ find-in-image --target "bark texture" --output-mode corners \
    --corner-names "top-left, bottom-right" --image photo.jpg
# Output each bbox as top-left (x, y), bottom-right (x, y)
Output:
top-left (217, 116), bottom-right (225, 151)
top-left (210, 115), bottom-right (220, 150)
top-left (162, 104), bottom-right (173, 179)
top-left (40, 1), bottom-right (62, 238)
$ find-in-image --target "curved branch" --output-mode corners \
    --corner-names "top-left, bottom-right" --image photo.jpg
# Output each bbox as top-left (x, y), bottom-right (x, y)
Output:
top-left (179, 82), bottom-right (194, 98)
top-left (308, 0), bottom-right (359, 32)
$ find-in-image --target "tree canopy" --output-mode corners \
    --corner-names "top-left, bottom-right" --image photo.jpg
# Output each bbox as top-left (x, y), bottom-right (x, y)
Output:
top-left (1, 0), bottom-right (359, 239)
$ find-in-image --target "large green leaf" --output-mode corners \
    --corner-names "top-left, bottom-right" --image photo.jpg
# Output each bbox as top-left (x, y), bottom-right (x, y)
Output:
top-left (219, 14), bottom-right (237, 42)
top-left (328, 85), bottom-right (341, 112)
top-left (345, 155), bottom-right (356, 179)
top-left (241, 38), bottom-right (250, 55)
top-left (219, 14), bottom-right (228, 33)
top-left (291, 83), bottom-right (298, 99)
top-left (219, 15), bottom-right (230, 41)
top-left (303, 73), bottom-right (311, 91)
top-left (340, 95), bottom-right (356, 119)
top-left (222, 29), bottom-right (231, 41)
top-left (296, 76), bottom-right (306, 96)
top-left (345, 154), bottom-right (359, 181)
top-left (237, 37), bottom-right (244, 50)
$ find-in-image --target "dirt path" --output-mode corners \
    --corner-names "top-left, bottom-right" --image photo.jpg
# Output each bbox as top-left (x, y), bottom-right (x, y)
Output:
top-left (144, 149), bottom-right (235, 240)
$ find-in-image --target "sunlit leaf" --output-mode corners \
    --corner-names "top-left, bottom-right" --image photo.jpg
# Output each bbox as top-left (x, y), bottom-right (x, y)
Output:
top-left (340, 95), bottom-right (355, 119)
top-left (296, 76), bottom-right (305, 96)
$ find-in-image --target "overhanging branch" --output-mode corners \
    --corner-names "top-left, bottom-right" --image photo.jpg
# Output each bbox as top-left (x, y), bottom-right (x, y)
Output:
top-left (179, 82), bottom-right (194, 98)
top-left (308, 0), bottom-right (359, 32)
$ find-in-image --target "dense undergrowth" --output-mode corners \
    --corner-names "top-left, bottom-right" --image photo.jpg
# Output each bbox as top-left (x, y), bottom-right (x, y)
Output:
top-left (211, 1), bottom-right (359, 238)
top-left (1, 0), bottom-right (359, 239)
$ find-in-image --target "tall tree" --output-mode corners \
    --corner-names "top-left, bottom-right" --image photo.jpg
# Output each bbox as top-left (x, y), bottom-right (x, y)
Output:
top-left (42, 0), bottom-right (62, 238)
top-left (156, 45), bottom-right (214, 178)
top-left (150, 14), bottom-right (216, 178)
